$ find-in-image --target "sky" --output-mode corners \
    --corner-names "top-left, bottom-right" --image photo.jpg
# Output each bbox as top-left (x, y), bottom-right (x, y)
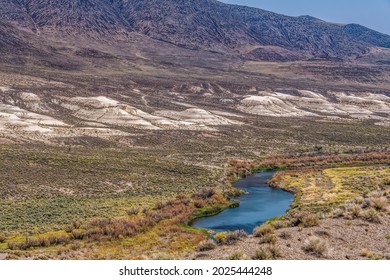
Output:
top-left (220, 0), bottom-right (390, 35)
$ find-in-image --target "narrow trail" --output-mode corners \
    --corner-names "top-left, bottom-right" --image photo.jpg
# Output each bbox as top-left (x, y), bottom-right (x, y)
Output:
top-left (141, 95), bottom-right (151, 108)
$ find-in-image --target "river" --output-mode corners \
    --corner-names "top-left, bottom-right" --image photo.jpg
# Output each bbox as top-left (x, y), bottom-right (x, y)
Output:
top-left (191, 172), bottom-right (294, 233)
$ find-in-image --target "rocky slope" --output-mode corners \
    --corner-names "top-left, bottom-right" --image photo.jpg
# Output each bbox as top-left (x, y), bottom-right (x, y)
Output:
top-left (1, 0), bottom-right (390, 60)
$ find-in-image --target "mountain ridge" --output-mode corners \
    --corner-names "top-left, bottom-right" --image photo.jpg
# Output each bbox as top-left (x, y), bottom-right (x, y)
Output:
top-left (0, 0), bottom-right (389, 61)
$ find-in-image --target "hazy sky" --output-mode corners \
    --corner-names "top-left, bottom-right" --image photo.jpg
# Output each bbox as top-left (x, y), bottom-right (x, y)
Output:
top-left (220, 0), bottom-right (390, 35)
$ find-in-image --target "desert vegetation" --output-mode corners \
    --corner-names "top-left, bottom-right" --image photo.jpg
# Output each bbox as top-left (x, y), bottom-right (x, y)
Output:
top-left (1, 141), bottom-right (389, 260)
top-left (0, 188), bottom-right (233, 259)
top-left (253, 245), bottom-right (282, 260)
top-left (303, 237), bottom-right (328, 257)
top-left (191, 161), bottom-right (389, 260)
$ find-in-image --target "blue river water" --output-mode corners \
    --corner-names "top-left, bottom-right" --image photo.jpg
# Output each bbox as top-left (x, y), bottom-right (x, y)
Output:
top-left (191, 172), bottom-right (294, 233)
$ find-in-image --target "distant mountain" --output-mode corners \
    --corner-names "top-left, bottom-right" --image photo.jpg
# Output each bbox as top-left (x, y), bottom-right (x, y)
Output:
top-left (1, 0), bottom-right (389, 61)
top-left (343, 24), bottom-right (390, 48)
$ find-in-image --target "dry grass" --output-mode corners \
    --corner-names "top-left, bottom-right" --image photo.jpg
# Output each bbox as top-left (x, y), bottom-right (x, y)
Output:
top-left (253, 224), bottom-right (275, 237)
top-left (253, 247), bottom-right (271, 260)
top-left (369, 197), bottom-right (388, 211)
top-left (303, 237), bottom-right (328, 257)
top-left (214, 230), bottom-right (247, 245)
top-left (269, 165), bottom-right (390, 215)
top-left (268, 244), bottom-right (282, 259)
top-left (329, 188), bottom-right (389, 223)
top-left (271, 220), bottom-right (287, 229)
top-left (0, 234), bottom-right (6, 243)
top-left (253, 245), bottom-right (281, 260)
top-left (126, 207), bottom-right (141, 216)
top-left (196, 239), bottom-right (216, 252)
top-left (279, 231), bottom-right (292, 240)
top-left (7, 232), bottom-right (71, 250)
top-left (2, 190), bottom-right (227, 259)
top-left (259, 234), bottom-right (277, 245)
top-left (299, 213), bottom-right (320, 227)
top-left (228, 250), bottom-right (247, 260)
top-left (362, 209), bottom-right (381, 223)
top-left (348, 204), bottom-right (362, 218)
top-left (229, 151), bottom-right (390, 177)
top-left (360, 249), bottom-right (382, 260)
top-left (0, 144), bottom-right (221, 233)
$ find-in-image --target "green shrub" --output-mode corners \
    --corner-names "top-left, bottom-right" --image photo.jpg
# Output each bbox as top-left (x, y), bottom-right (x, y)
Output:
top-left (214, 232), bottom-right (228, 244)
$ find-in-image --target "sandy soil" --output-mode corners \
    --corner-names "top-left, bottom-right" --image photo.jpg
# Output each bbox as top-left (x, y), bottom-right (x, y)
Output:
top-left (191, 215), bottom-right (390, 260)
